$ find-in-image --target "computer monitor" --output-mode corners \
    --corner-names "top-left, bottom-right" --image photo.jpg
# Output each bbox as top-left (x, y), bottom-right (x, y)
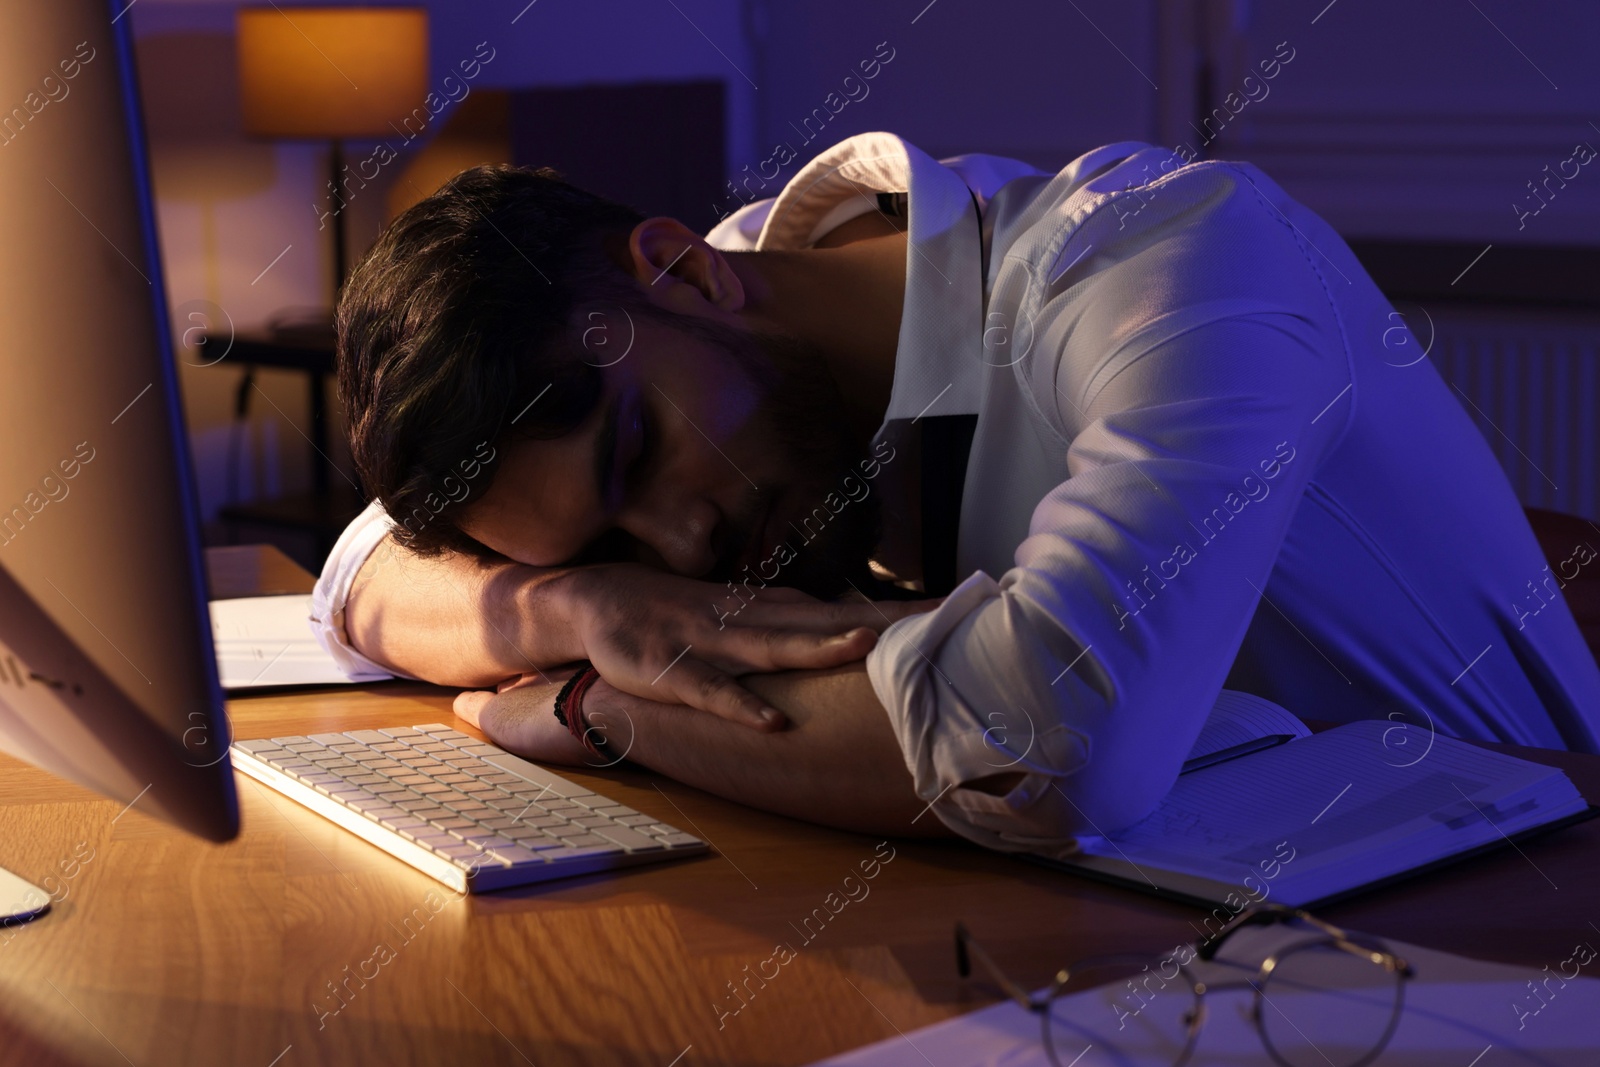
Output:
top-left (0, 0), bottom-right (239, 924)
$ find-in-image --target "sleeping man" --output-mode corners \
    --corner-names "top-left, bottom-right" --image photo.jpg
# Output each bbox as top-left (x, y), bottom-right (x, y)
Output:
top-left (312, 132), bottom-right (1600, 851)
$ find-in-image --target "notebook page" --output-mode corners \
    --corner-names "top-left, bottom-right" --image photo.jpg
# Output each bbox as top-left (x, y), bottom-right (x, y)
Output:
top-left (210, 594), bottom-right (355, 688)
top-left (1185, 689), bottom-right (1311, 765)
top-left (1080, 719), bottom-right (1580, 887)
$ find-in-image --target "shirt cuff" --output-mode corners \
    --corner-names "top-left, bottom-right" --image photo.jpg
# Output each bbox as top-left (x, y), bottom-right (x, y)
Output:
top-left (309, 500), bottom-right (409, 682)
top-left (864, 569), bottom-right (1092, 852)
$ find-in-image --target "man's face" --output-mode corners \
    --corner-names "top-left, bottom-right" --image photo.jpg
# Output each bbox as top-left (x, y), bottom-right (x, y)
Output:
top-left (459, 307), bottom-right (882, 597)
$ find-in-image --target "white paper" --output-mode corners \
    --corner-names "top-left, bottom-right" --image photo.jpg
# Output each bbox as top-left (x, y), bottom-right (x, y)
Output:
top-left (209, 594), bottom-right (355, 689)
top-left (810, 925), bottom-right (1600, 1066)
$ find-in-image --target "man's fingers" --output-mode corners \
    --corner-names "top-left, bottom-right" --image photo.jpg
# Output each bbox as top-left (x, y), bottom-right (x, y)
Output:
top-left (738, 595), bottom-right (944, 634)
top-left (659, 659), bottom-right (785, 731)
top-left (745, 585), bottom-right (816, 603)
top-left (720, 625), bottom-right (878, 672)
top-left (452, 689), bottom-right (493, 727)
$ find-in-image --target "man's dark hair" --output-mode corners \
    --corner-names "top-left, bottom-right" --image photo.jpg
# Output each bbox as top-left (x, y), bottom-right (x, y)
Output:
top-left (338, 163), bottom-right (645, 558)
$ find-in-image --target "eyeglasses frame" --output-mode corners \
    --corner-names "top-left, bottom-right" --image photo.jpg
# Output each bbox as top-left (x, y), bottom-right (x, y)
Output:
top-left (953, 902), bottom-right (1415, 1067)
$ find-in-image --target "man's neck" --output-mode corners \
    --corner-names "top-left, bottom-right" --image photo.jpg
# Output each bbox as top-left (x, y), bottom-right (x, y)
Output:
top-left (725, 224), bottom-right (908, 446)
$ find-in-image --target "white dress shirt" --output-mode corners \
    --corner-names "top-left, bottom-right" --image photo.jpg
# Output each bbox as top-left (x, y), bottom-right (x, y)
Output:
top-left (313, 133), bottom-right (1600, 853)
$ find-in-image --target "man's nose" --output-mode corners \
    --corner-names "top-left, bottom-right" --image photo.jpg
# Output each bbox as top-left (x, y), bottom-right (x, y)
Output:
top-left (621, 497), bottom-right (720, 577)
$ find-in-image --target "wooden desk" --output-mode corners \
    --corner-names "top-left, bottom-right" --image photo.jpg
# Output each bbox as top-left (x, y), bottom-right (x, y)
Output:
top-left (2, 547), bottom-right (1597, 1066)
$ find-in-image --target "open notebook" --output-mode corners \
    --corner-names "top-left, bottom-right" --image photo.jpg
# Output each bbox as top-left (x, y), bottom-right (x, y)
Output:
top-left (1031, 691), bottom-right (1595, 909)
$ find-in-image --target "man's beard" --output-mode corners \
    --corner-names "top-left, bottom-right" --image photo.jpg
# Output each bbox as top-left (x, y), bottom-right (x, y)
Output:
top-left (672, 314), bottom-right (886, 600)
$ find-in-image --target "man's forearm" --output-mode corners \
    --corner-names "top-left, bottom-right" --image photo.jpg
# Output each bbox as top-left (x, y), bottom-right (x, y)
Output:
top-left (585, 665), bottom-right (955, 838)
top-left (345, 534), bottom-right (581, 687)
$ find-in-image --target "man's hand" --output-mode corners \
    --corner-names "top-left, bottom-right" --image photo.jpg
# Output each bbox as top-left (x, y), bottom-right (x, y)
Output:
top-left (555, 563), bottom-right (939, 732)
top-left (453, 669), bottom-right (654, 770)
top-left (453, 666), bottom-right (954, 838)
top-left (453, 671), bottom-right (602, 767)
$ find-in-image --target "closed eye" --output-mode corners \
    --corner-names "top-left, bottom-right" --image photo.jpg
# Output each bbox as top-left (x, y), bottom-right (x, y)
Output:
top-left (623, 397), bottom-right (654, 487)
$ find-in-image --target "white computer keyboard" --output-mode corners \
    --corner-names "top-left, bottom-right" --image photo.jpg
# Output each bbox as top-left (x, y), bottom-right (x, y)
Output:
top-left (230, 724), bottom-right (707, 892)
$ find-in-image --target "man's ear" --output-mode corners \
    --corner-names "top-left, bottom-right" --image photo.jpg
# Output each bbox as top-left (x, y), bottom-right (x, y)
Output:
top-left (625, 217), bottom-right (745, 315)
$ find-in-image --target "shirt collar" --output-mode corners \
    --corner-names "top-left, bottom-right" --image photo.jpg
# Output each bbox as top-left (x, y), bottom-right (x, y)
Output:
top-left (752, 132), bottom-right (986, 424)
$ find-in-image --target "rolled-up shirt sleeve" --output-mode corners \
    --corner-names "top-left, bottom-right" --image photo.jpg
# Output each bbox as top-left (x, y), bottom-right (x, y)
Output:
top-left (309, 500), bottom-right (409, 682)
top-left (865, 304), bottom-right (1353, 854)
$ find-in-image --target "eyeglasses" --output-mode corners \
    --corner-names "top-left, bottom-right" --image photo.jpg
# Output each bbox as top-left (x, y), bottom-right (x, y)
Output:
top-left (955, 903), bottom-right (1414, 1067)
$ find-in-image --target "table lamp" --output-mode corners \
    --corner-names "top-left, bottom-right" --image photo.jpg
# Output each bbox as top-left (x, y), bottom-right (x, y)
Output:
top-left (237, 6), bottom-right (429, 305)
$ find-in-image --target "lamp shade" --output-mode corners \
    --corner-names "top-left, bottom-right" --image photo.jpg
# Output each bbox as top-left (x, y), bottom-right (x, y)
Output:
top-left (237, 7), bottom-right (429, 140)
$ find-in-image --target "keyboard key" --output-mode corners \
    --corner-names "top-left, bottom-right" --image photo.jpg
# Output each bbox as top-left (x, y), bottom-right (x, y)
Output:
top-left (560, 835), bottom-right (624, 852)
top-left (594, 826), bottom-right (666, 852)
top-left (543, 826), bottom-right (584, 838)
top-left (617, 814), bottom-right (655, 826)
top-left (437, 844), bottom-right (488, 862)
top-left (430, 818), bottom-right (474, 831)
top-left (379, 815), bottom-right (427, 831)
top-left (462, 835), bottom-right (517, 851)
top-left (235, 740), bottom-right (282, 754)
top-left (521, 837), bottom-right (571, 851)
top-left (458, 744), bottom-right (501, 757)
top-left (487, 845), bottom-right (546, 866)
top-left (379, 727), bottom-right (424, 738)
top-left (593, 806), bottom-right (638, 818)
top-left (414, 724), bottom-right (453, 734)
top-left (308, 733), bottom-right (348, 745)
top-left (414, 832), bottom-right (457, 849)
top-left (480, 774), bottom-right (525, 786)
top-left (343, 730), bottom-right (390, 743)
top-left (572, 816), bottom-right (612, 829)
top-left (657, 833), bottom-right (702, 848)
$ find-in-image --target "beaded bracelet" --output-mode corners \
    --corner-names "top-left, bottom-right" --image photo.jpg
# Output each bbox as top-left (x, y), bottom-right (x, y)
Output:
top-left (552, 662), bottom-right (605, 758)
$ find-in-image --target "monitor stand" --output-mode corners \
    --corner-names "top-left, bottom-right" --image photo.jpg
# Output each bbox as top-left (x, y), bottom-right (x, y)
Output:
top-left (0, 866), bottom-right (51, 926)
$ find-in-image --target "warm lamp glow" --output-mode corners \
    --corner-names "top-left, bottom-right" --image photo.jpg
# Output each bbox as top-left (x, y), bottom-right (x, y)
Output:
top-left (237, 7), bottom-right (429, 140)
